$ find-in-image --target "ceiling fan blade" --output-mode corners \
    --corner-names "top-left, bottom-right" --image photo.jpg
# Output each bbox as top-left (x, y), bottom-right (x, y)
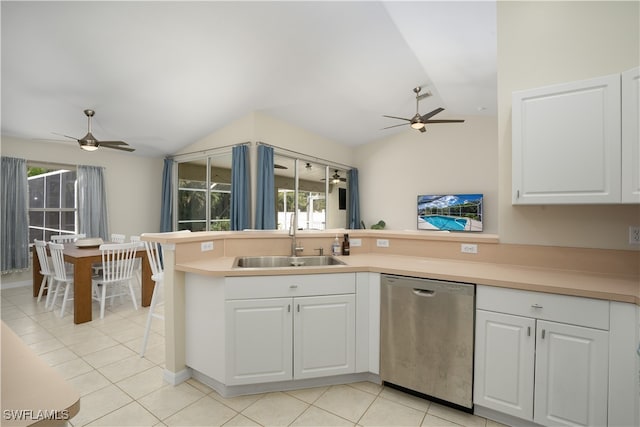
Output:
top-left (382, 115), bottom-right (412, 122)
top-left (52, 132), bottom-right (79, 141)
top-left (424, 119), bottom-right (466, 123)
top-left (419, 107), bottom-right (445, 122)
top-left (102, 145), bottom-right (135, 152)
top-left (382, 122), bottom-right (409, 130)
top-left (99, 140), bottom-right (130, 146)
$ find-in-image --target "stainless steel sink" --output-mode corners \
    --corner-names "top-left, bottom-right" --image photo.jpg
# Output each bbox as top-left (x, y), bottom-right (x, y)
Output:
top-left (233, 255), bottom-right (345, 268)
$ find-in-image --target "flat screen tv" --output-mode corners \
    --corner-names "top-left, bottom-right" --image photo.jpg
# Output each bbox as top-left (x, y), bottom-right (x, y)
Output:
top-left (417, 194), bottom-right (483, 232)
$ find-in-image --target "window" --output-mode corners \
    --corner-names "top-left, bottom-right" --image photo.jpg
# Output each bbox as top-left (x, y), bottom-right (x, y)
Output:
top-left (274, 156), bottom-right (348, 230)
top-left (176, 154), bottom-right (232, 231)
top-left (28, 166), bottom-right (78, 243)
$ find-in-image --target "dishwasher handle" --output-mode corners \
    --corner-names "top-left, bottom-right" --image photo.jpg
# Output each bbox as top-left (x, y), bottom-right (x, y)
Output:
top-left (412, 288), bottom-right (436, 297)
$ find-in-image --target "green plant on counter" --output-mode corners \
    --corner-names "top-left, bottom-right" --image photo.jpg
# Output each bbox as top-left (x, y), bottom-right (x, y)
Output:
top-left (370, 220), bottom-right (386, 230)
top-left (359, 220), bottom-right (386, 229)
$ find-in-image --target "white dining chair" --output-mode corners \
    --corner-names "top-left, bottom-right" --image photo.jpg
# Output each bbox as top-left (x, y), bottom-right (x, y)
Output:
top-left (50, 233), bottom-right (86, 243)
top-left (140, 239), bottom-right (164, 357)
top-left (34, 240), bottom-right (55, 308)
top-left (92, 242), bottom-right (139, 319)
top-left (139, 230), bottom-right (190, 357)
top-left (110, 233), bottom-right (126, 243)
top-left (47, 242), bottom-right (75, 317)
top-left (129, 235), bottom-right (143, 289)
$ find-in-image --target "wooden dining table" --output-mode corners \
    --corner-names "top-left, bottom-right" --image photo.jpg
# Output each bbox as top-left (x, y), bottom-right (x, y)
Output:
top-left (32, 242), bottom-right (153, 324)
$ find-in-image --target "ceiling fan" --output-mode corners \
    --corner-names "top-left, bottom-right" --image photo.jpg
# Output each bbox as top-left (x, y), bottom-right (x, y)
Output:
top-left (383, 87), bottom-right (464, 133)
top-left (55, 109), bottom-right (134, 152)
top-left (322, 170), bottom-right (347, 184)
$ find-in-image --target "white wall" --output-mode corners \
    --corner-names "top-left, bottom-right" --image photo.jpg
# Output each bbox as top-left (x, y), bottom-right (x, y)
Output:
top-left (497, 1), bottom-right (640, 250)
top-left (354, 115), bottom-right (498, 233)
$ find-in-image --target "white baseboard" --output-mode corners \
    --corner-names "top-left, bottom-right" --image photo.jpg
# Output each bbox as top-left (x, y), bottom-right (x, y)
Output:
top-left (163, 368), bottom-right (191, 386)
top-left (1, 280), bottom-right (31, 290)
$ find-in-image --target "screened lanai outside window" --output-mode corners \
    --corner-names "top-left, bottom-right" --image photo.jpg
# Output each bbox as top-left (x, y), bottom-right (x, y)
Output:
top-left (28, 167), bottom-right (77, 243)
top-left (177, 155), bottom-right (231, 231)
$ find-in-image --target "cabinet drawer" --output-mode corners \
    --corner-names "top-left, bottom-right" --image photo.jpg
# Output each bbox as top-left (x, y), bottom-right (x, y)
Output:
top-left (477, 285), bottom-right (609, 330)
top-left (225, 273), bottom-right (356, 300)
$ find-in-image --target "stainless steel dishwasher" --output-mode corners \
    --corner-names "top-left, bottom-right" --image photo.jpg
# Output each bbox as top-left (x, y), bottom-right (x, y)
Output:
top-left (380, 273), bottom-right (475, 410)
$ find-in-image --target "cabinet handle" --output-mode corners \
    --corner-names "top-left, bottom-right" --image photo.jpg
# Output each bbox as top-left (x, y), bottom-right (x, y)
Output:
top-left (288, 304), bottom-right (291, 313)
top-left (290, 284), bottom-right (298, 289)
top-left (527, 326), bottom-right (531, 337)
top-left (541, 329), bottom-right (546, 339)
top-left (297, 304), bottom-right (300, 313)
top-left (517, 190), bottom-right (520, 199)
top-left (531, 304), bottom-right (543, 309)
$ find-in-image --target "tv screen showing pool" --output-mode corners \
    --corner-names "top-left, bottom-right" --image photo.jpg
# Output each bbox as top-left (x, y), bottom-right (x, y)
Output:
top-left (417, 194), bottom-right (483, 232)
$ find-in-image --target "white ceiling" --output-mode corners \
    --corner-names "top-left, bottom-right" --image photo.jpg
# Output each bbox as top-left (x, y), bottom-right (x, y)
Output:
top-left (1, 1), bottom-right (496, 157)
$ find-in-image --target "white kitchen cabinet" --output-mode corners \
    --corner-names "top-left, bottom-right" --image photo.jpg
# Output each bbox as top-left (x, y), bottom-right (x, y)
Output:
top-left (622, 66), bottom-right (640, 203)
top-left (512, 73), bottom-right (623, 204)
top-left (224, 274), bottom-right (356, 386)
top-left (534, 320), bottom-right (608, 426)
top-left (475, 286), bottom-right (610, 427)
top-left (225, 298), bottom-right (293, 385)
top-left (474, 310), bottom-right (535, 420)
top-left (293, 294), bottom-right (355, 379)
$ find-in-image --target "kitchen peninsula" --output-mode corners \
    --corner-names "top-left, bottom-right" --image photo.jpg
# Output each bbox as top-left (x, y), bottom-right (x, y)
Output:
top-left (142, 230), bottom-right (640, 427)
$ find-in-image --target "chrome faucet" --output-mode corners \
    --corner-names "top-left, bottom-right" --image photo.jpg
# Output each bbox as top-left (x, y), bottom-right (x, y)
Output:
top-left (289, 213), bottom-right (304, 256)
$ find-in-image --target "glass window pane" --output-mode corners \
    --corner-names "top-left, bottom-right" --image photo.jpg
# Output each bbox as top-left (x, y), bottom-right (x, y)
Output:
top-left (45, 211), bottom-right (60, 229)
top-left (29, 211), bottom-right (44, 228)
top-left (29, 176), bottom-right (44, 209)
top-left (61, 171), bottom-right (76, 208)
top-left (45, 174), bottom-right (61, 208)
top-left (29, 228), bottom-right (43, 244)
top-left (61, 211), bottom-right (75, 231)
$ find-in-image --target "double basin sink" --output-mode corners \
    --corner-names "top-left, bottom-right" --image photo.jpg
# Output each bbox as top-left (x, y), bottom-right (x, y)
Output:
top-left (233, 255), bottom-right (345, 269)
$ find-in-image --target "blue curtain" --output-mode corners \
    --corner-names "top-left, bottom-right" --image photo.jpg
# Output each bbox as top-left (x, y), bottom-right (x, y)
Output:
top-left (348, 168), bottom-right (361, 229)
top-left (255, 145), bottom-right (276, 229)
top-left (77, 165), bottom-right (109, 240)
top-left (160, 158), bottom-right (173, 232)
top-left (1, 156), bottom-right (30, 273)
top-left (230, 144), bottom-right (250, 230)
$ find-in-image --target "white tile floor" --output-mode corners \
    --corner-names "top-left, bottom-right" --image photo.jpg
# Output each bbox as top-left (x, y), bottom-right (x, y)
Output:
top-left (2, 285), bottom-right (506, 427)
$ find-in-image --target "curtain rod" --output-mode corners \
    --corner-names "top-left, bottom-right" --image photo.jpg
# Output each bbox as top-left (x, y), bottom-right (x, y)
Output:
top-left (256, 141), bottom-right (353, 170)
top-left (167, 141), bottom-right (251, 160)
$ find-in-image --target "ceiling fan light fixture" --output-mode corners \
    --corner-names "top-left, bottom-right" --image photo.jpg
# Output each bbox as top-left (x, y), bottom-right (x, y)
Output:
top-left (80, 144), bottom-right (99, 152)
top-left (410, 121), bottom-right (425, 130)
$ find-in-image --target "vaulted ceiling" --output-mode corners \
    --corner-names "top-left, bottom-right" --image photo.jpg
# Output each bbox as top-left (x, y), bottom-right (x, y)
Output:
top-left (1, 1), bottom-right (496, 157)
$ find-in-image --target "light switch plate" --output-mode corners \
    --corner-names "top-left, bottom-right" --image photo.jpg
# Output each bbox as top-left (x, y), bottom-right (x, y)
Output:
top-left (201, 241), bottom-right (214, 251)
top-left (350, 238), bottom-right (362, 247)
top-left (629, 226), bottom-right (640, 245)
top-left (376, 239), bottom-right (389, 248)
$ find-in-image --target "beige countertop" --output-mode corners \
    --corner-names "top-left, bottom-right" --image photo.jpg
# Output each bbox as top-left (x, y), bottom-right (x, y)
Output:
top-left (176, 253), bottom-right (640, 305)
top-left (1, 322), bottom-right (80, 426)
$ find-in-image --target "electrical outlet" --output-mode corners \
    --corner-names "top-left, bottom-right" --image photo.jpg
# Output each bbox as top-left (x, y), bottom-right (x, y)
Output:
top-left (376, 239), bottom-right (389, 248)
top-left (350, 238), bottom-right (362, 247)
top-left (461, 244), bottom-right (478, 254)
top-left (201, 241), bottom-right (214, 251)
top-left (629, 226), bottom-right (640, 245)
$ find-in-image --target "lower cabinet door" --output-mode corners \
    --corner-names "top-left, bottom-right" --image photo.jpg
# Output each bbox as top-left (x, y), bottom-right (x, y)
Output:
top-left (226, 298), bottom-right (293, 385)
top-left (474, 310), bottom-right (536, 420)
top-left (294, 294), bottom-right (356, 379)
top-left (534, 320), bottom-right (609, 427)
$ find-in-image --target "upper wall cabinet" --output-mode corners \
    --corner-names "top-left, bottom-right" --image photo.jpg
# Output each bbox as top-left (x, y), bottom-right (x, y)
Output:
top-left (622, 67), bottom-right (640, 203)
top-left (512, 69), bottom-right (639, 205)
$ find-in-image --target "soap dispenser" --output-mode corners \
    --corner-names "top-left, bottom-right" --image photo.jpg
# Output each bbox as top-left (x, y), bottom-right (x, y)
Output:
top-left (331, 235), bottom-right (340, 256)
top-left (342, 233), bottom-right (350, 256)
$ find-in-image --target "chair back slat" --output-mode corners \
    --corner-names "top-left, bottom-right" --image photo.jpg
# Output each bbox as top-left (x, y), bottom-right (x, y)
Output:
top-left (143, 241), bottom-right (163, 279)
top-left (34, 239), bottom-right (52, 275)
top-left (110, 233), bottom-right (126, 243)
top-left (48, 242), bottom-right (69, 281)
top-left (51, 233), bottom-right (86, 243)
top-left (99, 242), bottom-right (138, 283)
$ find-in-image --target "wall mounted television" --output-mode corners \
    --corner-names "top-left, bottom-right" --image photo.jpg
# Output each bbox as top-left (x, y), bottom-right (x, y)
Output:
top-left (417, 194), bottom-right (483, 232)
